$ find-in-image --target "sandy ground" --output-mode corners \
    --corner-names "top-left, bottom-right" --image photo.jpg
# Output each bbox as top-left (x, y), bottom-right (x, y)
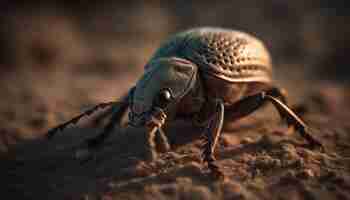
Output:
top-left (1, 70), bottom-right (350, 200)
top-left (1, 2), bottom-right (350, 199)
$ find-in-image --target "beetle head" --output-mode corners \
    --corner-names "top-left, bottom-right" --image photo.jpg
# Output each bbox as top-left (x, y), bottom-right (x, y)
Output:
top-left (129, 57), bottom-right (197, 127)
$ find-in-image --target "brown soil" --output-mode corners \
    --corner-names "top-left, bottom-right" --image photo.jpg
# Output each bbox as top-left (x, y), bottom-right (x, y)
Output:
top-left (1, 74), bottom-right (350, 200)
top-left (1, 2), bottom-right (350, 199)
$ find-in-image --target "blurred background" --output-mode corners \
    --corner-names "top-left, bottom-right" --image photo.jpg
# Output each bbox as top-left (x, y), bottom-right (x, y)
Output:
top-left (0, 0), bottom-right (349, 151)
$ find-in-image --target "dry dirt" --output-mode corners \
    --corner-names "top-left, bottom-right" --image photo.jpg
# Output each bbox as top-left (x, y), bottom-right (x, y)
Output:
top-left (1, 70), bottom-right (350, 200)
top-left (1, 2), bottom-right (350, 199)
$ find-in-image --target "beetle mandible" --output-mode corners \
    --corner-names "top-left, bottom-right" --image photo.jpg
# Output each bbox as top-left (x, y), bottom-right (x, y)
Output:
top-left (46, 27), bottom-right (324, 177)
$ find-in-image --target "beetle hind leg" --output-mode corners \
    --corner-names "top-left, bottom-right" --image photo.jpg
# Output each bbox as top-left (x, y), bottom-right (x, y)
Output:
top-left (225, 87), bottom-right (324, 150)
top-left (264, 93), bottom-right (324, 150)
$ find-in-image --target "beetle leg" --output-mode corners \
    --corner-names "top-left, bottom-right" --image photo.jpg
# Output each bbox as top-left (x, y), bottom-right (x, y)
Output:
top-left (73, 88), bottom-right (135, 161)
top-left (85, 100), bottom-right (129, 148)
top-left (201, 99), bottom-right (225, 178)
top-left (156, 127), bottom-right (171, 153)
top-left (225, 88), bottom-right (324, 150)
top-left (264, 94), bottom-right (324, 150)
top-left (46, 101), bottom-right (116, 139)
top-left (144, 125), bottom-right (159, 161)
top-left (82, 87), bottom-right (136, 148)
top-left (47, 88), bottom-right (134, 140)
top-left (74, 98), bottom-right (130, 161)
top-left (144, 108), bottom-right (168, 160)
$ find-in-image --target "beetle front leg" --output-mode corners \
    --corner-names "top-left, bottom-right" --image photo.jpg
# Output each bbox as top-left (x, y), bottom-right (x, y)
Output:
top-left (75, 100), bottom-right (130, 161)
top-left (144, 108), bottom-right (168, 160)
top-left (201, 99), bottom-right (225, 178)
top-left (46, 102), bottom-right (116, 139)
top-left (75, 88), bottom-right (134, 161)
top-left (85, 101), bottom-right (129, 148)
top-left (156, 127), bottom-right (171, 153)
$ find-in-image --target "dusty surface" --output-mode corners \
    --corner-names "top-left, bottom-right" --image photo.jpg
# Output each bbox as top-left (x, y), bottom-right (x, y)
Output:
top-left (1, 1), bottom-right (350, 200)
top-left (1, 73), bottom-right (350, 200)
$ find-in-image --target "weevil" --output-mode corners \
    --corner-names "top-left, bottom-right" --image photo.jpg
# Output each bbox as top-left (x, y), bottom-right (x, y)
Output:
top-left (46, 27), bottom-right (324, 177)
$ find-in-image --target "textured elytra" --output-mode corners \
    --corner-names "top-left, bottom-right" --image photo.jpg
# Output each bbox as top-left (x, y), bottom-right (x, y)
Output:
top-left (149, 27), bottom-right (272, 83)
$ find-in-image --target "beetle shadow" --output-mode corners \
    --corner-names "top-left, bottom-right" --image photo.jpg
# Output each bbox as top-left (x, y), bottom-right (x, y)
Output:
top-left (0, 124), bottom-right (158, 199)
top-left (0, 115), bottom-right (209, 200)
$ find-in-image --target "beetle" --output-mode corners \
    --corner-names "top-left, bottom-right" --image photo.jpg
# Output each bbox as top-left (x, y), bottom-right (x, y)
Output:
top-left (46, 27), bottom-right (323, 177)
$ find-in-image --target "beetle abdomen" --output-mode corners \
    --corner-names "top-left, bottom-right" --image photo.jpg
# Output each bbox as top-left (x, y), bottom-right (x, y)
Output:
top-left (149, 27), bottom-right (272, 83)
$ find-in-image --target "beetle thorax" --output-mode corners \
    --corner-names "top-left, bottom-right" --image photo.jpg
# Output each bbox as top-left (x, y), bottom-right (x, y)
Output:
top-left (129, 57), bottom-right (198, 126)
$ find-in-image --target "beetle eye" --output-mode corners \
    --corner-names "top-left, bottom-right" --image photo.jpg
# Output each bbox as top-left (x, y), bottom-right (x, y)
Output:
top-left (160, 89), bottom-right (172, 102)
top-left (154, 89), bottom-right (172, 109)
